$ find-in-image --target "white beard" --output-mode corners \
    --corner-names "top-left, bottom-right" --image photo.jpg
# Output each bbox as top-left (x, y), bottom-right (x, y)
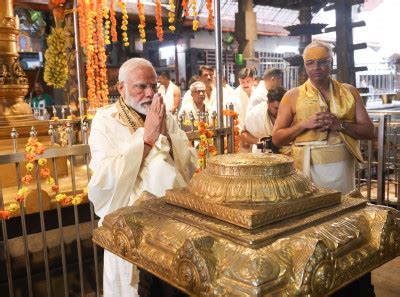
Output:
top-left (124, 89), bottom-right (151, 115)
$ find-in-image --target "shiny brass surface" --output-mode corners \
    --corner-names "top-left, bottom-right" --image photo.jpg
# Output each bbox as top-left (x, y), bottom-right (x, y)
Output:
top-left (93, 154), bottom-right (400, 296)
top-left (0, 0), bottom-right (33, 122)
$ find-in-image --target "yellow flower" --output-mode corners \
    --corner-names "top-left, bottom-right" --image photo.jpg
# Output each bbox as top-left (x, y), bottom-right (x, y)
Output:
top-left (25, 145), bottom-right (35, 153)
top-left (71, 195), bottom-right (82, 205)
top-left (83, 187), bottom-right (88, 194)
top-left (7, 203), bottom-right (18, 212)
top-left (199, 135), bottom-right (207, 141)
top-left (26, 162), bottom-right (34, 172)
top-left (197, 159), bottom-right (204, 167)
top-left (46, 177), bottom-right (55, 185)
top-left (38, 158), bottom-right (47, 166)
top-left (169, 25), bottom-right (176, 31)
top-left (55, 193), bottom-right (67, 202)
top-left (184, 119), bottom-right (191, 125)
top-left (18, 187), bottom-right (29, 196)
top-left (194, 121), bottom-right (199, 127)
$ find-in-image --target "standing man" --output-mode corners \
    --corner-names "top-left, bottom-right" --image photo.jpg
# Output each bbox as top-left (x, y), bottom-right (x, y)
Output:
top-left (272, 41), bottom-right (374, 194)
top-left (88, 58), bottom-right (197, 297)
top-left (234, 67), bottom-right (256, 131)
top-left (182, 65), bottom-right (215, 109)
top-left (241, 68), bottom-right (283, 149)
top-left (157, 71), bottom-right (181, 113)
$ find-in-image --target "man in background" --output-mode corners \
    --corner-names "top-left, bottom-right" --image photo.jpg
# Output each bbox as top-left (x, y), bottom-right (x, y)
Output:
top-left (157, 71), bottom-right (181, 113)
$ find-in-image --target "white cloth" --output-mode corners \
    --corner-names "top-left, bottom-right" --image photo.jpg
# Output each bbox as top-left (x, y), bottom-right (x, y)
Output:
top-left (158, 82), bottom-right (176, 112)
top-left (88, 104), bottom-right (197, 297)
top-left (245, 101), bottom-right (273, 139)
top-left (247, 81), bottom-right (268, 111)
top-left (182, 86), bottom-right (216, 110)
top-left (234, 85), bottom-right (255, 131)
top-left (293, 143), bottom-right (355, 195)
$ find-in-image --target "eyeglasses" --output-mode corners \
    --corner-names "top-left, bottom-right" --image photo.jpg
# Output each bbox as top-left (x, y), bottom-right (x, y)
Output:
top-left (304, 58), bottom-right (332, 68)
top-left (125, 82), bottom-right (158, 92)
top-left (194, 89), bottom-right (205, 93)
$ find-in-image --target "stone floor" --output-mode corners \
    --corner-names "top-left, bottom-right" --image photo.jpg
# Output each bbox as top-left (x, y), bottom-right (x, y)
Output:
top-left (372, 256), bottom-right (400, 297)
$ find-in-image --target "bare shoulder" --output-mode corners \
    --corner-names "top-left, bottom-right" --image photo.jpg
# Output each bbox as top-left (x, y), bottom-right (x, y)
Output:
top-left (280, 87), bottom-right (300, 110)
top-left (173, 84), bottom-right (181, 93)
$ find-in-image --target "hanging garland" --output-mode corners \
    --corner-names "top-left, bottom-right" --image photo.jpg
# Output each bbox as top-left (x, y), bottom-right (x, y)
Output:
top-left (223, 110), bottom-right (241, 153)
top-left (196, 121), bottom-right (217, 173)
top-left (182, 0), bottom-right (189, 17)
top-left (44, 27), bottom-right (69, 89)
top-left (118, 0), bottom-right (129, 46)
top-left (191, 0), bottom-right (199, 31)
top-left (96, 0), bottom-right (109, 106)
top-left (155, 0), bottom-right (164, 42)
top-left (103, 6), bottom-right (111, 45)
top-left (137, 0), bottom-right (146, 43)
top-left (206, 0), bottom-right (213, 29)
top-left (168, 0), bottom-right (176, 32)
top-left (109, 0), bottom-right (118, 42)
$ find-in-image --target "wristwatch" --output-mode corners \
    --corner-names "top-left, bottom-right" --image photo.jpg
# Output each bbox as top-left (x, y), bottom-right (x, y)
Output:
top-left (339, 121), bottom-right (348, 131)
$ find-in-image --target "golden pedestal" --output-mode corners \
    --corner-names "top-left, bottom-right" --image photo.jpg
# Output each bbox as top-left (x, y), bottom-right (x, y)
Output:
top-left (93, 153), bottom-right (400, 296)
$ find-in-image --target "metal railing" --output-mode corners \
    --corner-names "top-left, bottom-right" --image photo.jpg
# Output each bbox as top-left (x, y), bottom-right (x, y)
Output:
top-left (0, 121), bottom-right (101, 297)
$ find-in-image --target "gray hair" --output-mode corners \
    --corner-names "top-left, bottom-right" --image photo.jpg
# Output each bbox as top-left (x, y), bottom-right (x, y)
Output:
top-left (303, 41), bottom-right (334, 59)
top-left (190, 81), bottom-right (206, 92)
top-left (118, 58), bottom-right (157, 82)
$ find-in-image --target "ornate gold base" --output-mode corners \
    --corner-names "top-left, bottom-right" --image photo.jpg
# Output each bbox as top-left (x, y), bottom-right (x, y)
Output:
top-left (165, 188), bottom-right (341, 229)
top-left (93, 194), bottom-right (400, 296)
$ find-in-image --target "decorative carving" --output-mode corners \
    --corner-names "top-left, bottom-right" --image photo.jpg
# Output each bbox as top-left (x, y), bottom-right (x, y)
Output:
top-left (11, 57), bottom-right (28, 84)
top-left (1, 16), bottom-right (16, 28)
top-left (174, 237), bottom-right (215, 293)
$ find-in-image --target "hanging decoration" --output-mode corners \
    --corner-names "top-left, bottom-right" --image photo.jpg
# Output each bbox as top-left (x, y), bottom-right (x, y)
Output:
top-left (109, 0), bottom-right (118, 42)
top-left (137, 0), bottom-right (146, 43)
top-left (118, 0), bottom-right (129, 46)
top-left (44, 27), bottom-right (69, 88)
top-left (103, 6), bottom-right (111, 45)
top-left (77, 0), bottom-right (109, 110)
top-left (168, 0), bottom-right (176, 32)
top-left (196, 121), bottom-right (217, 173)
top-left (191, 0), bottom-right (199, 31)
top-left (155, 0), bottom-right (164, 42)
top-left (206, 0), bottom-right (213, 29)
top-left (182, 0), bottom-right (189, 17)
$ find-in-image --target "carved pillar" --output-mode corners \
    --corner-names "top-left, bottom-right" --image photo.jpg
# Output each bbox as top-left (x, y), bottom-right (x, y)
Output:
top-left (0, 0), bottom-right (33, 124)
top-left (234, 0), bottom-right (258, 81)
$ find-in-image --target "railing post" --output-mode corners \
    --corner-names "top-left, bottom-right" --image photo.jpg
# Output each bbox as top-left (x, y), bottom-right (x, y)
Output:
top-left (377, 114), bottom-right (387, 205)
top-left (227, 103), bottom-right (234, 154)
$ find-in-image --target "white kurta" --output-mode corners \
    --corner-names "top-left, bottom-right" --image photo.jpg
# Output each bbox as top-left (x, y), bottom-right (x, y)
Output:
top-left (158, 82), bottom-right (176, 112)
top-left (245, 101), bottom-right (273, 139)
top-left (182, 86), bottom-right (216, 110)
top-left (88, 104), bottom-right (197, 297)
top-left (247, 81), bottom-right (268, 111)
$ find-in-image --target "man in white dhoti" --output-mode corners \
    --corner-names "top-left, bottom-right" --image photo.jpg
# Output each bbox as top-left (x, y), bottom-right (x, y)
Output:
top-left (157, 71), bottom-right (181, 113)
top-left (272, 41), bottom-right (374, 194)
top-left (88, 58), bottom-right (197, 297)
top-left (234, 67), bottom-right (255, 132)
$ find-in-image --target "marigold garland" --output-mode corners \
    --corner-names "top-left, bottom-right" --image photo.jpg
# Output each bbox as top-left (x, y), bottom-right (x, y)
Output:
top-left (168, 0), bottom-right (176, 32)
top-left (137, 0), bottom-right (146, 43)
top-left (103, 6), bottom-right (111, 45)
top-left (155, 0), bottom-right (164, 42)
top-left (109, 0), bottom-right (117, 42)
top-left (191, 0), bottom-right (199, 31)
top-left (118, 0), bottom-right (129, 46)
top-left (206, 0), bottom-right (213, 29)
top-left (182, 0), bottom-right (189, 17)
top-left (195, 121), bottom-right (217, 173)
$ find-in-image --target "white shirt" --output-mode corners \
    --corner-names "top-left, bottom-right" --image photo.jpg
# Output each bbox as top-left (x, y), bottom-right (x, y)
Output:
top-left (158, 81), bottom-right (177, 112)
top-left (247, 81), bottom-right (268, 111)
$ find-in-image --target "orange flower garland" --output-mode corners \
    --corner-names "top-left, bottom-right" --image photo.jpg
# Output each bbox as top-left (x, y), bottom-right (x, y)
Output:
top-left (195, 121), bottom-right (217, 172)
top-left (206, 0), bottom-right (213, 29)
top-left (191, 0), bottom-right (199, 31)
top-left (109, 0), bottom-right (117, 42)
top-left (77, 0), bottom-right (87, 48)
top-left (155, 0), bottom-right (163, 42)
top-left (118, 0), bottom-right (129, 46)
top-left (137, 0), bottom-right (146, 43)
top-left (168, 0), bottom-right (176, 32)
top-left (182, 0), bottom-right (189, 17)
top-left (223, 110), bottom-right (241, 153)
top-left (96, 0), bottom-right (109, 106)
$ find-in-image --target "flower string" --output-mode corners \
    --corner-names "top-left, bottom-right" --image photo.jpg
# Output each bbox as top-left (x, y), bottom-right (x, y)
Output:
top-left (137, 0), bottom-right (146, 43)
top-left (168, 0), bottom-right (176, 32)
top-left (109, 0), bottom-right (118, 42)
top-left (223, 110), bottom-right (240, 152)
top-left (191, 0), bottom-right (199, 31)
top-left (155, 0), bottom-right (164, 42)
top-left (182, 0), bottom-right (189, 17)
top-left (118, 0), bottom-right (129, 46)
top-left (195, 121), bottom-right (217, 173)
top-left (103, 5), bottom-right (111, 45)
top-left (206, 0), bottom-right (213, 29)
